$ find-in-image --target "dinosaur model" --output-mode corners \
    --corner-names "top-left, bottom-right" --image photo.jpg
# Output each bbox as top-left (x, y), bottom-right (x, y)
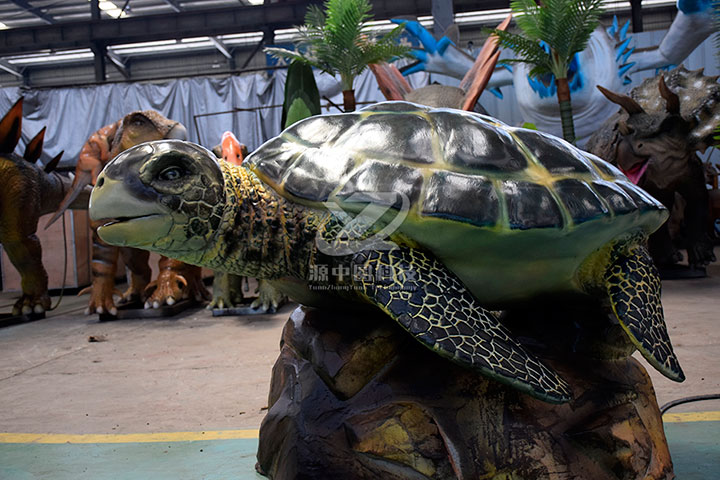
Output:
top-left (395, 0), bottom-right (715, 142)
top-left (208, 131), bottom-right (285, 313)
top-left (89, 102), bottom-right (684, 403)
top-left (586, 66), bottom-right (719, 272)
top-left (0, 98), bottom-right (83, 315)
top-left (48, 110), bottom-right (208, 315)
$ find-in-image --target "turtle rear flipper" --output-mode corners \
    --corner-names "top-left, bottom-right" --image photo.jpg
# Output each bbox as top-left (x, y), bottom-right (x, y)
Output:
top-left (606, 245), bottom-right (685, 381)
top-left (351, 247), bottom-right (572, 404)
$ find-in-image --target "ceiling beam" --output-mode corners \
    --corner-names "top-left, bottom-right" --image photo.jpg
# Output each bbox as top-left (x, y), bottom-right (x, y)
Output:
top-left (0, 59), bottom-right (23, 78)
top-left (161, 0), bottom-right (182, 13)
top-left (0, 0), bottom-right (512, 57)
top-left (8, 0), bottom-right (55, 25)
top-left (106, 49), bottom-right (130, 79)
top-left (160, 0), bottom-right (235, 65)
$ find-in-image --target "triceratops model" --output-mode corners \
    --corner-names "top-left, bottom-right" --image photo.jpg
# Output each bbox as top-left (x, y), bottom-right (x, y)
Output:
top-left (47, 110), bottom-right (209, 315)
top-left (586, 66), bottom-right (719, 272)
top-left (0, 98), bottom-right (80, 316)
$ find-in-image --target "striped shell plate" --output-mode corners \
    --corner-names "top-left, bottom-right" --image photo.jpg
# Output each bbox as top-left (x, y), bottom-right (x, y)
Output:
top-left (245, 101), bottom-right (664, 231)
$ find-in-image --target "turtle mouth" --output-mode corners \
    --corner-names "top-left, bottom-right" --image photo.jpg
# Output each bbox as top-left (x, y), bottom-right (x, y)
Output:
top-left (96, 214), bottom-right (172, 247)
top-left (97, 214), bottom-right (160, 227)
top-left (620, 160), bottom-right (649, 185)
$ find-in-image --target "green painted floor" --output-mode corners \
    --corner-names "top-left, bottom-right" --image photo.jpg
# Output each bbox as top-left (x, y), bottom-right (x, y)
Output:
top-left (0, 421), bottom-right (717, 479)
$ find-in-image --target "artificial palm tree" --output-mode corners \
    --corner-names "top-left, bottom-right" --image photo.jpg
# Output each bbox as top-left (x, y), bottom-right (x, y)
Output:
top-left (265, 0), bottom-right (409, 112)
top-left (490, 0), bottom-right (605, 144)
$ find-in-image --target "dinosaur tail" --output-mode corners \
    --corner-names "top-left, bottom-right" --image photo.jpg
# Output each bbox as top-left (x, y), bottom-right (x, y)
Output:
top-left (45, 169), bottom-right (92, 229)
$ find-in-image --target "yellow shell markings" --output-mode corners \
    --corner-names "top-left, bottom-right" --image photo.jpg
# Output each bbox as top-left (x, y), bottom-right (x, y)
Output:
top-left (251, 107), bottom-right (639, 238)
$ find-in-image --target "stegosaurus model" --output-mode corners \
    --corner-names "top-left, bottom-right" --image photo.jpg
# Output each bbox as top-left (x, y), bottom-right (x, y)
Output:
top-left (0, 98), bottom-right (76, 316)
top-left (47, 110), bottom-right (209, 315)
top-left (586, 66), bottom-right (720, 270)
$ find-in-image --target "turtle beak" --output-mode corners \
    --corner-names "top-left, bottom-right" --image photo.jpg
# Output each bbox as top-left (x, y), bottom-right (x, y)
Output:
top-left (90, 172), bottom-right (172, 247)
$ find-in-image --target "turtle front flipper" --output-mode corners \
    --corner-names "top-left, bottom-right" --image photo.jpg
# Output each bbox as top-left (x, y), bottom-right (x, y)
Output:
top-left (351, 247), bottom-right (572, 404)
top-left (605, 245), bottom-right (685, 382)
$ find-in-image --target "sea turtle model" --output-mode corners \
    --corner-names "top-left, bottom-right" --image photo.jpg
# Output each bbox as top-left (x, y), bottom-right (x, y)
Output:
top-left (88, 101), bottom-right (684, 403)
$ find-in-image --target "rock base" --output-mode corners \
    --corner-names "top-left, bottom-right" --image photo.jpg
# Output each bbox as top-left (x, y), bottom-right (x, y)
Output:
top-left (256, 306), bottom-right (674, 480)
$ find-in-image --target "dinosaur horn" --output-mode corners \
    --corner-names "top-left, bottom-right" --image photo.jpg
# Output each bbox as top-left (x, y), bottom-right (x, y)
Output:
top-left (44, 150), bottom-right (63, 173)
top-left (0, 97), bottom-right (23, 154)
top-left (369, 62), bottom-right (412, 101)
top-left (597, 85), bottom-right (645, 114)
top-left (24, 126), bottom-right (46, 163)
top-left (44, 170), bottom-right (92, 229)
top-left (658, 75), bottom-right (680, 114)
top-left (460, 14), bottom-right (511, 111)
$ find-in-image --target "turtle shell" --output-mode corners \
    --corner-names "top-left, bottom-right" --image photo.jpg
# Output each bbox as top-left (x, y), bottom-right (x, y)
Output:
top-left (245, 101), bottom-right (667, 303)
top-left (246, 101), bottom-right (664, 230)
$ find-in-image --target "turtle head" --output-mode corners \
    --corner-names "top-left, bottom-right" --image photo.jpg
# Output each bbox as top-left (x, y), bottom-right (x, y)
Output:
top-left (89, 139), bottom-right (226, 262)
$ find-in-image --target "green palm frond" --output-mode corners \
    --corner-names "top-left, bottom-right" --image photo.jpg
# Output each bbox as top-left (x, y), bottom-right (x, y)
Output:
top-left (553, 0), bottom-right (604, 60)
top-left (491, 0), bottom-right (604, 79)
top-left (492, 30), bottom-right (553, 77)
top-left (265, 0), bottom-right (409, 91)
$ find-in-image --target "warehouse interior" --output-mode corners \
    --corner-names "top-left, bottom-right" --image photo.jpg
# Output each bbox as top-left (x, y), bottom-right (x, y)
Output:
top-left (0, 1), bottom-right (718, 479)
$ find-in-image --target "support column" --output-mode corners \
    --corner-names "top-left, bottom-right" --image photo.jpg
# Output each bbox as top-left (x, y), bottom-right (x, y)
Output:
top-left (630, 0), bottom-right (643, 32)
top-left (431, 0), bottom-right (454, 39)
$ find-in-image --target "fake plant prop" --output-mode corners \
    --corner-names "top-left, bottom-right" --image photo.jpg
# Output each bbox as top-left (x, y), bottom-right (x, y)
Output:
top-left (400, 1), bottom-right (716, 142)
top-left (586, 66), bottom-right (720, 272)
top-left (48, 111), bottom-right (208, 315)
top-left (489, 0), bottom-right (605, 144)
top-left (0, 98), bottom-right (76, 316)
top-left (282, 60), bottom-right (322, 128)
top-left (89, 102), bottom-right (684, 403)
top-left (265, 0), bottom-right (409, 112)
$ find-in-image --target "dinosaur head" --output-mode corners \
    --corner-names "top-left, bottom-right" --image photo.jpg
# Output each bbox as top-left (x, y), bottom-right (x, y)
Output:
top-left (597, 73), bottom-right (702, 189)
top-left (89, 140), bottom-right (225, 262)
top-left (45, 110), bottom-right (187, 229)
top-left (111, 110), bottom-right (188, 157)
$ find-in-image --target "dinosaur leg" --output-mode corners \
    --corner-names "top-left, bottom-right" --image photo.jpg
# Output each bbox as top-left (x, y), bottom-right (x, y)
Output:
top-left (118, 247), bottom-right (151, 305)
top-left (3, 233), bottom-right (50, 316)
top-left (144, 256), bottom-right (209, 309)
top-left (349, 247), bottom-right (571, 404)
top-left (605, 244), bottom-right (684, 382)
top-left (251, 279), bottom-right (286, 313)
top-left (208, 272), bottom-right (245, 310)
top-left (646, 188), bottom-right (682, 268)
top-left (677, 156), bottom-right (715, 268)
top-left (82, 224), bottom-right (121, 315)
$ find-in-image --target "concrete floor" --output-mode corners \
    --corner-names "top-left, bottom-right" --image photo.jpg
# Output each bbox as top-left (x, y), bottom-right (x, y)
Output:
top-left (0, 251), bottom-right (718, 478)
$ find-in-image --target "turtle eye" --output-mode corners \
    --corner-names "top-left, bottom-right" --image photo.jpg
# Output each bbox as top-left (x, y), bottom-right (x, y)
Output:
top-left (158, 166), bottom-right (184, 181)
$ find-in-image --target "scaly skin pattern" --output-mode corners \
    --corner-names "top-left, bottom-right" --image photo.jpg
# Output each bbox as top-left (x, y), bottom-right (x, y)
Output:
top-left (144, 161), bottom-right (572, 401)
top-left (92, 147), bottom-right (572, 402)
top-left (179, 161), bottom-right (323, 281)
top-left (89, 129), bottom-right (685, 402)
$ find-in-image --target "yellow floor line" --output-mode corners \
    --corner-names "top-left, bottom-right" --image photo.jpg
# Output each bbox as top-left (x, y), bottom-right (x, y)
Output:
top-left (0, 429), bottom-right (260, 444)
top-left (662, 410), bottom-right (720, 423)
top-left (0, 411), bottom-right (717, 444)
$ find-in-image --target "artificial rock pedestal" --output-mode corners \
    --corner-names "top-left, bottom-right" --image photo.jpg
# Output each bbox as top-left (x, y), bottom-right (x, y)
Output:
top-left (256, 305), bottom-right (674, 480)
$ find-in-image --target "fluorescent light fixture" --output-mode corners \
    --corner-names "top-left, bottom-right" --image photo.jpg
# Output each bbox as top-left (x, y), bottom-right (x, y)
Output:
top-left (0, 22), bottom-right (8, 30)
top-left (0, 0), bottom-right (680, 69)
top-left (88, 0), bottom-right (127, 19)
top-left (246, 0), bottom-right (264, 5)
top-left (7, 49), bottom-right (94, 65)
